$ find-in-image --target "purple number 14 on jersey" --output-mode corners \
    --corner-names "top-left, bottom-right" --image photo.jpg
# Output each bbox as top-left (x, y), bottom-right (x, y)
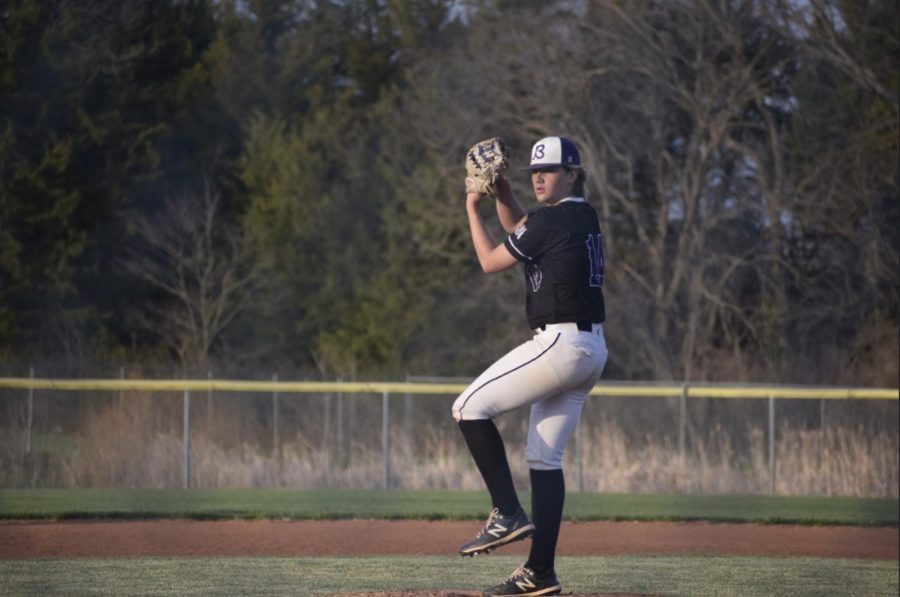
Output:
top-left (586, 234), bottom-right (604, 288)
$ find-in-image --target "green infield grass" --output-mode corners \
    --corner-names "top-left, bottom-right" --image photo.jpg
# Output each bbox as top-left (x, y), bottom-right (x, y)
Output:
top-left (0, 488), bottom-right (897, 526)
top-left (0, 555), bottom-right (897, 596)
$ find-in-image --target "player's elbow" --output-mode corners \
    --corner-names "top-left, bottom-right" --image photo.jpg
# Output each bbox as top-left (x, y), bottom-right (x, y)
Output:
top-left (475, 244), bottom-right (517, 274)
top-left (479, 258), bottom-right (511, 274)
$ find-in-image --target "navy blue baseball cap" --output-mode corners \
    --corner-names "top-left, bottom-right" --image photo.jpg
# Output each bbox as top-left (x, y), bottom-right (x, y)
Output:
top-left (525, 136), bottom-right (582, 170)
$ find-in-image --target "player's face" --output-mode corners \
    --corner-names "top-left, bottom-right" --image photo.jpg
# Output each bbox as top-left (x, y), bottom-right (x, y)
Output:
top-left (531, 167), bottom-right (578, 204)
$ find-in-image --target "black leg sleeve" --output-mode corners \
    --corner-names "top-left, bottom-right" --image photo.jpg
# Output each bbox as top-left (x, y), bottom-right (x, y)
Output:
top-left (526, 468), bottom-right (565, 574)
top-left (457, 419), bottom-right (521, 516)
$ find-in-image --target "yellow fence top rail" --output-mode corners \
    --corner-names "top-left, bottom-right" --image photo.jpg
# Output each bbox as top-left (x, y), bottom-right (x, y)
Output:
top-left (0, 378), bottom-right (896, 400)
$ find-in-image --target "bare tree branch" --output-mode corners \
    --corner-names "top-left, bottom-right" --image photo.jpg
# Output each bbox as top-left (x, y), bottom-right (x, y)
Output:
top-left (122, 178), bottom-right (266, 368)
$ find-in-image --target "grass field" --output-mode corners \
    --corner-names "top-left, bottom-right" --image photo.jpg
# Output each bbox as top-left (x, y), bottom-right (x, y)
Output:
top-left (1, 489), bottom-right (897, 596)
top-left (1, 488), bottom-right (897, 525)
top-left (0, 555), bottom-right (897, 596)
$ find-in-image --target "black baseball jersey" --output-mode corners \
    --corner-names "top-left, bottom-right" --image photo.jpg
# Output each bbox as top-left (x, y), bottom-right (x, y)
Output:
top-left (504, 198), bottom-right (606, 330)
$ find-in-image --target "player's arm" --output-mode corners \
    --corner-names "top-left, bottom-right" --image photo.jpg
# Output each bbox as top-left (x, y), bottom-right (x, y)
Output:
top-left (466, 192), bottom-right (519, 273)
top-left (493, 176), bottom-right (527, 234)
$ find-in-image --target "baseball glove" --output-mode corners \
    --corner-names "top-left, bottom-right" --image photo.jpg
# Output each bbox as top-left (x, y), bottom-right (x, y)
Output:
top-left (465, 137), bottom-right (509, 195)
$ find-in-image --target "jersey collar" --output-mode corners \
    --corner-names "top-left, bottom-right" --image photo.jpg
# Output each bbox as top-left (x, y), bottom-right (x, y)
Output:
top-left (556, 196), bottom-right (585, 204)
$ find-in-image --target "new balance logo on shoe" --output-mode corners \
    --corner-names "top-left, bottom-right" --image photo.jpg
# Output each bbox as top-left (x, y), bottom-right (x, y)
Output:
top-left (458, 508), bottom-right (535, 557)
top-left (482, 566), bottom-right (562, 597)
top-left (514, 577), bottom-right (536, 592)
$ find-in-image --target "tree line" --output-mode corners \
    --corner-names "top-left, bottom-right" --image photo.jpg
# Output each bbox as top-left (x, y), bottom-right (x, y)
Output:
top-left (1, 0), bottom-right (897, 385)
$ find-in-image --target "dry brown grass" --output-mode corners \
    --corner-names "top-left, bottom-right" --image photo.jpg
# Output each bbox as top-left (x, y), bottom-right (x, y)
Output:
top-left (2, 391), bottom-right (897, 496)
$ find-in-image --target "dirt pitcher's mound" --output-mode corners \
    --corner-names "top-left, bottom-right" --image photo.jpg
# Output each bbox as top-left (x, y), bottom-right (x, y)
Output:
top-left (325, 593), bottom-right (479, 597)
top-left (327, 593), bottom-right (662, 597)
top-left (327, 593), bottom-right (661, 597)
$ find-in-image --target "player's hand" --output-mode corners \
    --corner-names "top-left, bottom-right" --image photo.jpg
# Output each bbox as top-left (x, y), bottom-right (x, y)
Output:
top-left (466, 190), bottom-right (484, 207)
top-left (493, 176), bottom-right (512, 201)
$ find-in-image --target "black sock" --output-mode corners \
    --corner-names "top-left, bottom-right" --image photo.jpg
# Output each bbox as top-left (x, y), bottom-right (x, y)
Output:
top-left (457, 419), bottom-right (521, 515)
top-left (526, 468), bottom-right (565, 575)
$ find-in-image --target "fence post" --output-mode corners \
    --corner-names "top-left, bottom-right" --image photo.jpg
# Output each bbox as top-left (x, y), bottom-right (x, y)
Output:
top-left (404, 374), bottom-right (413, 453)
top-left (679, 384), bottom-right (688, 461)
top-left (382, 391), bottom-right (390, 489)
top-left (207, 370), bottom-right (213, 419)
top-left (336, 385), bottom-right (344, 467)
top-left (768, 394), bottom-right (775, 495)
top-left (118, 366), bottom-right (125, 408)
top-left (183, 389), bottom-right (191, 490)
top-left (26, 366), bottom-right (34, 456)
top-left (272, 373), bottom-right (280, 462)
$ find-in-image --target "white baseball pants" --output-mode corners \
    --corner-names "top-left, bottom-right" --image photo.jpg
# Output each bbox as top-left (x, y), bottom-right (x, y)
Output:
top-left (452, 323), bottom-right (608, 470)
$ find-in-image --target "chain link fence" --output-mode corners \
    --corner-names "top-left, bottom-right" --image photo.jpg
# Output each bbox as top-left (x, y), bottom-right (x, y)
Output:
top-left (1, 365), bottom-right (897, 496)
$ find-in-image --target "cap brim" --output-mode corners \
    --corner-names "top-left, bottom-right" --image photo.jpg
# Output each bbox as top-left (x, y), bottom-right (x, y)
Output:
top-left (520, 163), bottom-right (582, 170)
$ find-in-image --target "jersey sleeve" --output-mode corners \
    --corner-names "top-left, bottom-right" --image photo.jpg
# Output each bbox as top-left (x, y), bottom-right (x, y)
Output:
top-left (504, 210), bottom-right (549, 263)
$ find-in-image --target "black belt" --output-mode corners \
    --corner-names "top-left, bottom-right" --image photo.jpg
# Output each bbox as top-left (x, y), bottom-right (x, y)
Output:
top-left (539, 321), bottom-right (596, 332)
